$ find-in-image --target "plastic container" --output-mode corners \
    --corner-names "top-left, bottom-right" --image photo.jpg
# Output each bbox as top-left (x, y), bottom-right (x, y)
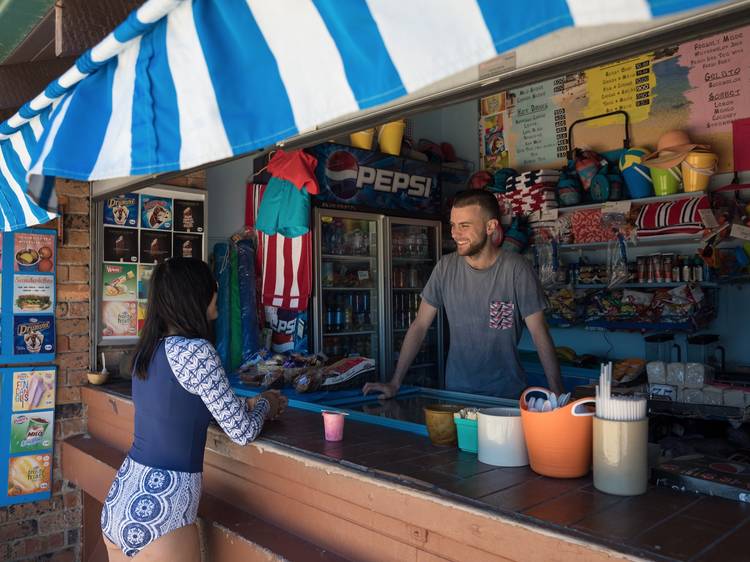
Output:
top-left (650, 166), bottom-right (682, 196)
top-left (349, 128), bottom-right (374, 150)
top-left (477, 408), bottom-right (528, 467)
top-left (454, 417), bottom-right (478, 453)
top-left (520, 387), bottom-right (595, 478)
top-left (378, 120), bottom-right (405, 156)
top-left (424, 404), bottom-right (462, 446)
top-left (682, 151), bottom-right (717, 192)
top-left (593, 417), bottom-right (648, 496)
top-left (322, 411), bottom-right (348, 442)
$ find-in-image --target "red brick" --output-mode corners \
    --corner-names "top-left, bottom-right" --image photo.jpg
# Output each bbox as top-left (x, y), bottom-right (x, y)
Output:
top-left (55, 387), bottom-right (81, 405)
top-left (5, 499), bottom-right (52, 522)
top-left (68, 265), bottom-right (89, 282)
top-left (47, 546), bottom-right (78, 561)
top-left (66, 370), bottom-right (89, 386)
top-left (57, 319), bottom-right (88, 336)
top-left (62, 213), bottom-right (89, 231)
top-left (55, 352), bottom-right (89, 369)
top-left (60, 418), bottom-right (85, 439)
top-left (37, 507), bottom-right (81, 534)
top-left (63, 229), bottom-right (89, 248)
top-left (55, 301), bottom-right (70, 318)
top-left (62, 492), bottom-right (80, 510)
top-left (67, 302), bottom-right (89, 319)
top-left (68, 335), bottom-right (89, 352)
top-left (55, 265), bottom-right (69, 283)
top-left (56, 336), bottom-right (70, 353)
top-left (57, 248), bottom-right (89, 265)
top-left (65, 196), bottom-right (89, 214)
top-left (0, 520), bottom-right (37, 542)
top-left (55, 180), bottom-right (88, 196)
top-left (57, 284), bottom-right (89, 301)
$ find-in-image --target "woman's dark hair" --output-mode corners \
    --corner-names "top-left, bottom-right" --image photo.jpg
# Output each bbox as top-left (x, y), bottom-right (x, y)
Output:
top-left (133, 258), bottom-right (217, 379)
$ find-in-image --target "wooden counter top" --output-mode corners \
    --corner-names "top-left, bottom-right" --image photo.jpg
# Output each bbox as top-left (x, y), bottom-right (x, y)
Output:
top-left (68, 382), bottom-right (749, 562)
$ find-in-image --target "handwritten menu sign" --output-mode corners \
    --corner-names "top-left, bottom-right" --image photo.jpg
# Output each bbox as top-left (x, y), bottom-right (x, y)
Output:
top-left (680, 27), bottom-right (750, 132)
top-left (584, 53), bottom-right (655, 124)
top-left (507, 79), bottom-right (560, 167)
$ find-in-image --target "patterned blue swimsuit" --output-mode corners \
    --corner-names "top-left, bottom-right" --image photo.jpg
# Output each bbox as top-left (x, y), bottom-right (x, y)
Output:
top-left (101, 337), bottom-right (269, 557)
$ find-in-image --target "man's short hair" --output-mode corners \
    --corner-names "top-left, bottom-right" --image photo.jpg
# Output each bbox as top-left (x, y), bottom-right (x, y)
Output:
top-left (452, 190), bottom-right (501, 223)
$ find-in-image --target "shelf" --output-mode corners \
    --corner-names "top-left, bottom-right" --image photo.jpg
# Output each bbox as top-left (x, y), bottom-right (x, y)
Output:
top-left (321, 254), bottom-right (375, 261)
top-left (393, 287), bottom-right (423, 291)
top-left (546, 282), bottom-right (719, 290)
top-left (394, 326), bottom-right (435, 333)
top-left (323, 330), bottom-right (376, 337)
top-left (392, 256), bottom-right (434, 262)
top-left (556, 233), bottom-right (704, 251)
top-left (554, 192), bottom-right (706, 215)
top-left (648, 399), bottom-right (749, 423)
top-left (322, 287), bottom-right (374, 291)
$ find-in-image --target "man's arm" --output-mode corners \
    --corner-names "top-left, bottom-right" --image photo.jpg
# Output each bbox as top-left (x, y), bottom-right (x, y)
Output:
top-left (363, 299), bottom-right (438, 399)
top-left (525, 311), bottom-right (564, 395)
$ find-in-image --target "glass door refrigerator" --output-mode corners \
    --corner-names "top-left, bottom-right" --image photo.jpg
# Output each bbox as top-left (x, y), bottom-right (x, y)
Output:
top-left (313, 209), bottom-right (386, 380)
top-left (312, 210), bottom-right (444, 385)
top-left (385, 218), bottom-right (444, 388)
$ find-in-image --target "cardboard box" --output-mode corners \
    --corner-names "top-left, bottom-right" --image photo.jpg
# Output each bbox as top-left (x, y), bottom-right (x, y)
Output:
top-left (653, 453), bottom-right (750, 504)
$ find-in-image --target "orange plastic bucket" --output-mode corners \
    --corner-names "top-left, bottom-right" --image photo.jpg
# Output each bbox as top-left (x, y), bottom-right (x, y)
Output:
top-left (519, 387), bottom-right (595, 478)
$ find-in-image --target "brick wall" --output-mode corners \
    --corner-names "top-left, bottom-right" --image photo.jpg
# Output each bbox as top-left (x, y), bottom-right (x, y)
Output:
top-left (0, 179), bottom-right (91, 561)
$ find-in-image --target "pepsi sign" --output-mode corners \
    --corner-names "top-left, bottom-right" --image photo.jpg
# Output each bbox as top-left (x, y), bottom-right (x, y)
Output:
top-left (309, 143), bottom-right (441, 217)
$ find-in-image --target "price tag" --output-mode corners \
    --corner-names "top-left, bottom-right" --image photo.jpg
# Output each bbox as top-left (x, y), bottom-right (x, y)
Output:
top-left (731, 223), bottom-right (750, 241)
top-left (698, 209), bottom-right (719, 229)
top-left (357, 270), bottom-right (370, 280)
top-left (540, 208), bottom-right (559, 221)
top-left (601, 200), bottom-right (632, 215)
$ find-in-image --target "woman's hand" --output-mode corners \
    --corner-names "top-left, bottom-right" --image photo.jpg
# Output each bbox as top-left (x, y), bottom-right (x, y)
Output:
top-left (248, 390), bottom-right (287, 420)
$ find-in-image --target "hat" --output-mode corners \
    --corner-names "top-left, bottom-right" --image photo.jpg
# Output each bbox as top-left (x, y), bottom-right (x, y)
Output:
top-left (642, 130), bottom-right (708, 169)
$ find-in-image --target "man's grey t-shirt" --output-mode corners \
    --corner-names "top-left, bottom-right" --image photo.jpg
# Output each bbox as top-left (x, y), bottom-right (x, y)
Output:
top-left (421, 251), bottom-right (548, 398)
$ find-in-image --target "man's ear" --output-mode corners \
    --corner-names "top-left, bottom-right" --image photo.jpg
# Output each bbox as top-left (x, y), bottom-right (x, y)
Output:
top-left (486, 218), bottom-right (499, 235)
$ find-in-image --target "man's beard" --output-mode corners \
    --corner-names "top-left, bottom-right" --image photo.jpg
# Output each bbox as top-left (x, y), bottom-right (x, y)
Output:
top-left (457, 231), bottom-right (488, 257)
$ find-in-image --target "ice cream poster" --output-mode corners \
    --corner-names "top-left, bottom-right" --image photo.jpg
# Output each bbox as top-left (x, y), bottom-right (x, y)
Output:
top-left (137, 301), bottom-right (147, 336)
top-left (102, 263), bottom-right (137, 301)
top-left (12, 370), bottom-right (56, 412)
top-left (173, 233), bottom-right (202, 261)
top-left (8, 454), bottom-right (51, 497)
top-left (10, 412), bottom-right (54, 454)
top-left (139, 231), bottom-right (171, 264)
top-left (13, 232), bottom-right (55, 273)
top-left (13, 316), bottom-right (55, 356)
top-left (13, 276), bottom-right (54, 314)
top-left (137, 265), bottom-right (154, 300)
top-left (103, 227), bottom-right (138, 263)
top-left (141, 195), bottom-right (173, 230)
top-left (101, 301), bottom-right (137, 337)
top-left (103, 192), bottom-right (138, 227)
top-left (174, 199), bottom-right (204, 232)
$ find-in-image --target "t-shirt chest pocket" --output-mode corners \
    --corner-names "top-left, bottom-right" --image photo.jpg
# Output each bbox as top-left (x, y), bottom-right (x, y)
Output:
top-left (488, 299), bottom-right (514, 330)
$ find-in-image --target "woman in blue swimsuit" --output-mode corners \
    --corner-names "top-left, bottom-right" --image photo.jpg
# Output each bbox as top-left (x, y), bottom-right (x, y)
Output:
top-left (101, 258), bottom-right (286, 561)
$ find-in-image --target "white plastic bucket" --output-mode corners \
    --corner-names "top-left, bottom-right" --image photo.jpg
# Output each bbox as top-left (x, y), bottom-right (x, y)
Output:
top-left (477, 407), bottom-right (528, 467)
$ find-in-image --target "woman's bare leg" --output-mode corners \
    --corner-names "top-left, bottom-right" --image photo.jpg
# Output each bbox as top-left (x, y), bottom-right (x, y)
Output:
top-left (103, 535), bottom-right (130, 562)
top-left (135, 523), bottom-right (200, 562)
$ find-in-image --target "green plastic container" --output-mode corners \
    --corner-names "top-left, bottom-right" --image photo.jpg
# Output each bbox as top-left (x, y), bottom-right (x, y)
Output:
top-left (454, 417), bottom-right (478, 453)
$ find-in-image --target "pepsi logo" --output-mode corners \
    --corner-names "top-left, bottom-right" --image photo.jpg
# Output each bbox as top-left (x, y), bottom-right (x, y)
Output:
top-left (325, 150), bottom-right (359, 200)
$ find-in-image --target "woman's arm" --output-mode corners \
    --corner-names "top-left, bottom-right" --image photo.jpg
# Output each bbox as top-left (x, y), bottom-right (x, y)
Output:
top-left (166, 337), bottom-right (270, 445)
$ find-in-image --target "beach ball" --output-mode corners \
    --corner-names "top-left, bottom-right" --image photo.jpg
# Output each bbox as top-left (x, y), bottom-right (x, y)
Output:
top-left (325, 150), bottom-right (360, 200)
top-left (619, 147), bottom-right (649, 172)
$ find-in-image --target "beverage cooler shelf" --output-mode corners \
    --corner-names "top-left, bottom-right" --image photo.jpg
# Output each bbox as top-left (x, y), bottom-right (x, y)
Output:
top-left (322, 287), bottom-right (373, 291)
top-left (393, 287), bottom-right (423, 292)
top-left (322, 254), bottom-right (375, 261)
top-left (323, 330), bottom-right (376, 337)
top-left (392, 257), bottom-right (433, 263)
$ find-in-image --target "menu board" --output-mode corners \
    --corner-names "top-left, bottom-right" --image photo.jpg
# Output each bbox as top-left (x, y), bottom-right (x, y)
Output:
top-left (0, 366), bottom-right (57, 506)
top-left (480, 25), bottom-right (750, 173)
top-left (100, 190), bottom-right (205, 341)
top-left (0, 229), bottom-right (57, 364)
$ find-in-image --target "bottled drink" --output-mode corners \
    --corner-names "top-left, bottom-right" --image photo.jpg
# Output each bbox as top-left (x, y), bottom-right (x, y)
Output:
top-left (417, 230), bottom-right (428, 258)
top-left (362, 292), bottom-right (370, 326)
top-left (354, 294), bottom-right (365, 326)
top-left (325, 305), bottom-right (334, 332)
top-left (334, 298), bottom-right (344, 332)
top-left (344, 294), bottom-right (354, 330)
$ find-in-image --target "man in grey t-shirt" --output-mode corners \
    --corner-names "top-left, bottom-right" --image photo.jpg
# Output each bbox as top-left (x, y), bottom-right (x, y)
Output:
top-left (364, 190), bottom-right (563, 399)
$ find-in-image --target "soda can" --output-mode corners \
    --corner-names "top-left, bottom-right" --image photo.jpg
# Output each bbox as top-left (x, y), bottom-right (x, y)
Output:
top-left (637, 256), bottom-right (647, 284)
top-left (652, 254), bottom-right (664, 283)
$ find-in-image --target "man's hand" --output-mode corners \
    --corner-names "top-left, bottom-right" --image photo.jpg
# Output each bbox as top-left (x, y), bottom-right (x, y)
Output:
top-left (362, 381), bottom-right (399, 400)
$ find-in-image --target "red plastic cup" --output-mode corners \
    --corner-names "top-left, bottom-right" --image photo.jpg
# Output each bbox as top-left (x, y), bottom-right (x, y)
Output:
top-left (322, 411), bottom-right (348, 442)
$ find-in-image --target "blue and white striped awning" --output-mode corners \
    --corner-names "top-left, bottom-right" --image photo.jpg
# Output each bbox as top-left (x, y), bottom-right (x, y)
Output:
top-left (0, 0), bottom-right (723, 231)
